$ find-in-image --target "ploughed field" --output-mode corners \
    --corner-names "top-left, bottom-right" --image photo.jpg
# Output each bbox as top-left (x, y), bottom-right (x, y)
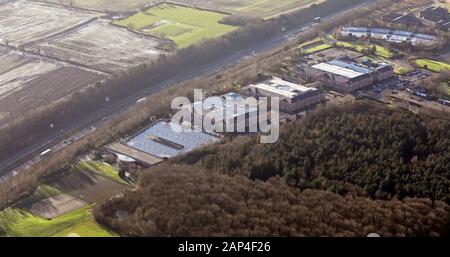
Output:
top-left (41, 0), bottom-right (159, 12)
top-left (0, 64), bottom-right (104, 124)
top-left (0, 0), bottom-right (97, 47)
top-left (40, 0), bottom-right (325, 19)
top-left (32, 20), bottom-right (165, 73)
top-left (173, 0), bottom-right (326, 19)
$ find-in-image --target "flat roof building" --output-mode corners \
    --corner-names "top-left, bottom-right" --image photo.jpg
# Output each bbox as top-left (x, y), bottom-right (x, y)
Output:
top-left (186, 92), bottom-right (260, 132)
top-left (381, 12), bottom-right (423, 26)
top-left (107, 143), bottom-right (163, 167)
top-left (299, 57), bottom-right (394, 92)
top-left (420, 6), bottom-right (449, 23)
top-left (241, 77), bottom-right (324, 114)
top-left (341, 27), bottom-right (436, 46)
top-left (126, 121), bottom-right (222, 159)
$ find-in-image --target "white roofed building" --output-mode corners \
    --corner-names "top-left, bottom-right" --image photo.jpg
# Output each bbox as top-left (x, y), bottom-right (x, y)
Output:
top-left (299, 57), bottom-right (394, 92)
top-left (241, 77), bottom-right (324, 114)
top-left (341, 27), bottom-right (436, 46)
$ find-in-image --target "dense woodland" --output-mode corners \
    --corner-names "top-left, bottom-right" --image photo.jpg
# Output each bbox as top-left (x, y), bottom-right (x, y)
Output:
top-left (96, 102), bottom-right (450, 236)
top-left (95, 166), bottom-right (449, 237)
top-left (176, 102), bottom-right (450, 202)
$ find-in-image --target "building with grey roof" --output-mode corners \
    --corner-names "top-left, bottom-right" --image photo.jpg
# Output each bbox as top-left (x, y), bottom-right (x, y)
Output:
top-left (299, 57), bottom-right (393, 92)
top-left (241, 77), bottom-right (324, 114)
top-left (126, 121), bottom-right (222, 159)
top-left (341, 27), bottom-right (436, 46)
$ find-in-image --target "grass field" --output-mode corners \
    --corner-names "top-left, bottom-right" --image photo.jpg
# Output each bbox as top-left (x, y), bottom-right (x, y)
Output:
top-left (15, 185), bottom-right (61, 207)
top-left (394, 66), bottom-right (414, 75)
top-left (77, 161), bottom-right (128, 185)
top-left (0, 206), bottom-right (116, 237)
top-left (114, 3), bottom-right (238, 48)
top-left (336, 42), bottom-right (393, 59)
top-left (415, 59), bottom-right (450, 73)
top-left (304, 43), bottom-right (332, 54)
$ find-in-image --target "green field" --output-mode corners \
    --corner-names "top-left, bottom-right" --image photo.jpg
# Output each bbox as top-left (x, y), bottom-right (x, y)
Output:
top-left (0, 206), bottom-right (116, 237)
top-left (76, 160), bottom-right (128, 185)
top-left (114, 3), bottom-right (238, 48)
top-left (394, 67), bottom-right (414, 75)
top-left (304, 43), bottom-right (332, 54)
top-left (15, 185), bottom-right (61, 207)
top-left (336, 42), bottom-right (393, 59)
top-left (415, 59), bottom-right (450, 73)
top-left (0, 161), bottom-right (126, 237)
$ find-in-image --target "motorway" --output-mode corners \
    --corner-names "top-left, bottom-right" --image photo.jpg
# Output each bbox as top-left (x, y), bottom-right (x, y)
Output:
top-left (0, 0), bottom-right (370, 178)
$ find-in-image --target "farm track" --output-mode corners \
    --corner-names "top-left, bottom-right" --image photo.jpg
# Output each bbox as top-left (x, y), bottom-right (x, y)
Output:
top-left (0, 67), bottom-right (104, 122)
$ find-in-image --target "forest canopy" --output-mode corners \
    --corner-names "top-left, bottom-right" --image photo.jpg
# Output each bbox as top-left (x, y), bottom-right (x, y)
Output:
top-left (175, 102), bottom-right (450, 202)
top-left (95, 166), bottom-right (449, 237)
top-left (96, 102), bottom-right (450, 236)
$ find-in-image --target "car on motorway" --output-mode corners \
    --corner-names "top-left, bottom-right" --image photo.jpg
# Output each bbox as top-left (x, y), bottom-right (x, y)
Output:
top-left (40, 149), bottom-right (52, 156)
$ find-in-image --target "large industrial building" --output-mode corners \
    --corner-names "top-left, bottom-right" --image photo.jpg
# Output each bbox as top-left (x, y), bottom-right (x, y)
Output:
top-left (241, 77), bottom-right (324, 114)
top-left (299, 57), bottom-right (394, 92)
top-left (420, 6), bottom-right (450, 32)
top-left (381, 12), bottom-right (423, 26)
top-left (182, 92), bottom-right (260, 133)
top-left (125, 121), bottom-right (222, 159)
top-left (340, 27), bottom-right (436, 46)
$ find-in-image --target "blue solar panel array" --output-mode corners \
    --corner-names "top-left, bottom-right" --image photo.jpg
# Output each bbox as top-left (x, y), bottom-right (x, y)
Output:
top-left (127, 121), bottom-right (220, 158)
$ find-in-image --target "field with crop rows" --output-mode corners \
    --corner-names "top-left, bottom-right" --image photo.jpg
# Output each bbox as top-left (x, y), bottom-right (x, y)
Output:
top-left (0, 1), bottom-right (97, 47)
top-left (33, 20), bottom-right (165, 73)
top-left (0, 48), bottom-right (104, 123)
top-left (41, 0), bottom-right (160, 12)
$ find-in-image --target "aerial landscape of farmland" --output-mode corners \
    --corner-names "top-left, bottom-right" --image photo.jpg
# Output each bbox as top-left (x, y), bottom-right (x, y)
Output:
top-left (0, 0), bottom-right (449, 243)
